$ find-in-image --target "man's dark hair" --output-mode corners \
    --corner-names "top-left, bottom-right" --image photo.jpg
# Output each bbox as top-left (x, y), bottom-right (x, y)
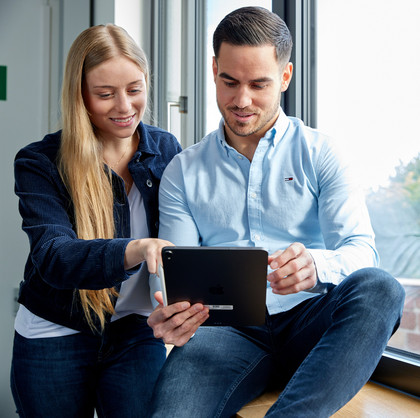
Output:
top-left (213, 6), bottom-right (293, 68)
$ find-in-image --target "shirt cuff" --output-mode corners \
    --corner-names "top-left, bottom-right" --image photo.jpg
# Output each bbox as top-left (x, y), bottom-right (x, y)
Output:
top-left (306, 249), bottom-right (333, 293)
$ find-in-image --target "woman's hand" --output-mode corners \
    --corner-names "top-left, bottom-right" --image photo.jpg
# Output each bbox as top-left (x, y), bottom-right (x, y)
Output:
top-left (124, 238), bottom-right (173, 274)
top-left (147, 291), bottom-right (209, 346)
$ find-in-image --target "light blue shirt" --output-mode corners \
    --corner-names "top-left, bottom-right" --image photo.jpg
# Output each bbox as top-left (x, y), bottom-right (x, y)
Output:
top-left (158, 110), bottom-right (379, 314)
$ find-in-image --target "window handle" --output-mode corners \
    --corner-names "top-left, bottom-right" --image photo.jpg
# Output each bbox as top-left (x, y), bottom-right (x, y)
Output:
top-left (167, 96), bottom-right (188, 132)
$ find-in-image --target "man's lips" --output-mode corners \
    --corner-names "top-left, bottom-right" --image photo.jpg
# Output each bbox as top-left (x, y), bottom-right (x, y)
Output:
top-left (231, 110), bottom-right (256, 122)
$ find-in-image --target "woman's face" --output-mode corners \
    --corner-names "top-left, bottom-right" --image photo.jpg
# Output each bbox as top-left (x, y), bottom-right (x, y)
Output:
top-left (83, 55), bottom-right (147, 142)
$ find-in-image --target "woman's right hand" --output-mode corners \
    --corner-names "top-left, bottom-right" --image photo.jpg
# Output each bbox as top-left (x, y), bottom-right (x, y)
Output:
top-left (124, 238), bottom-right (173, 274)
top-left (147, 291), bottom-right (209, 346)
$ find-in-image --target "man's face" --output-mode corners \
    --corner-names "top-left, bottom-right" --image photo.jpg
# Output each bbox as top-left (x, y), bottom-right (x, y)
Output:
top-left (213, 43), bottom-right (292, 144)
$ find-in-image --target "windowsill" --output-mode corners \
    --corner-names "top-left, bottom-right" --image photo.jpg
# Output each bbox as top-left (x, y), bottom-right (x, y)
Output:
top-left (235, 381), bottom-right (420, 418)
top-left (371, 347), bottom-right (420, 398)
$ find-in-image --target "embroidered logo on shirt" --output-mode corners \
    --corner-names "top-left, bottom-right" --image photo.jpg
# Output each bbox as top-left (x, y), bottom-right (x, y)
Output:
top-left (284, 177), bottom-right (294, 182)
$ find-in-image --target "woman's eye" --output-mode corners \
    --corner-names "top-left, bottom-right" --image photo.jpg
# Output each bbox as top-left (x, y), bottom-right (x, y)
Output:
top-left (98, 93), bottom-right (112, 98)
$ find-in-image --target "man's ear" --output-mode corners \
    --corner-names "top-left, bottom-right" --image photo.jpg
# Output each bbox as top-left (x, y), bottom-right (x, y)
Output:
top-left (281, 62), bottom-right (293, 92)
top-left (212, 56), bottom-right (218, 83)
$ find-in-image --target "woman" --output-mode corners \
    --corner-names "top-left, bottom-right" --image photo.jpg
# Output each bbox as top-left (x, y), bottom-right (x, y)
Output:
top-left (10, 24), bottom-right (181, 417)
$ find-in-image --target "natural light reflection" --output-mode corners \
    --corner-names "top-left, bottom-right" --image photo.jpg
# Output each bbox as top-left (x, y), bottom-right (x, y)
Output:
top-left (317, 0), bottom-right (420, 355)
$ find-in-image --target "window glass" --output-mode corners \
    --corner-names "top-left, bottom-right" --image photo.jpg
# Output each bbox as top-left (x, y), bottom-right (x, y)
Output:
top-left (317, 0), bottom-right (420, 355)
top-left (204, 0), bottom-right (272, 135)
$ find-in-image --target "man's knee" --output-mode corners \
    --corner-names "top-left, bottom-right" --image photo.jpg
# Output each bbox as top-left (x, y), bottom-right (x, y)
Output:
top-left (346, 267), bottom-right (405, 316)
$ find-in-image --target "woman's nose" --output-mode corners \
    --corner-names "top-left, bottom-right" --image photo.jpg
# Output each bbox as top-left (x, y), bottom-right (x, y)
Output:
top-left (115, 93), bottom-right (131, 113)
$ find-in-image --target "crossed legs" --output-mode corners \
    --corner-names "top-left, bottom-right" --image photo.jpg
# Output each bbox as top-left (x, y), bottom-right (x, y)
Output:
top-left (150, 268), bottom-right (405, 417)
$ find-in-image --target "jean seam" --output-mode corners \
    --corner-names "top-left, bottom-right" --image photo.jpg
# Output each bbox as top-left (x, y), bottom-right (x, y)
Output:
top-left (214, 352), bottom-right (271, 418)
top-left (11, 362), bottom-right (26, 418)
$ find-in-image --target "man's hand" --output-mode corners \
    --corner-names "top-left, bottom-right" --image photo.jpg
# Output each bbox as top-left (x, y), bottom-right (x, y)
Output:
top-left (147, 292), bottom-right (209, 346)
top-left (267, 242), bottom-right (317, 294)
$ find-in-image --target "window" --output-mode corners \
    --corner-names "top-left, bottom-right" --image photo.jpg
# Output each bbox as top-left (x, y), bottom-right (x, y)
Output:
top-left (305, 0), bottom-right (420, 397)
top-left (115, 0), bottom-right (187, 146)
top-left (316, 0), bottom-right (420, 360)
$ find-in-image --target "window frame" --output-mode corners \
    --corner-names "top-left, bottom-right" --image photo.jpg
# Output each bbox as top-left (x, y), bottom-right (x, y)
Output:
top-left (276, 0), bottom-right (420, 398)
top-left (273, 0), bottom-right (317, 127)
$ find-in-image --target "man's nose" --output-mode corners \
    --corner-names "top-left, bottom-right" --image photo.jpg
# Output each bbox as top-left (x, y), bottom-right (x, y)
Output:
top-left (233, 86), bottom-right (252, 109)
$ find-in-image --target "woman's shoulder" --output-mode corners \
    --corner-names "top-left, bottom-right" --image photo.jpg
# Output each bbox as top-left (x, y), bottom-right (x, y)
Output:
top-left (142, 122), bottom-right (172, 136)
top-left (16, 130), bottom-right (62, 164)
top-left (141, 123), bottom-right (179, 143)
top-left (14, 130), bottom-right (67, 197)
top-left (139, 123), bottom-right (182, 156)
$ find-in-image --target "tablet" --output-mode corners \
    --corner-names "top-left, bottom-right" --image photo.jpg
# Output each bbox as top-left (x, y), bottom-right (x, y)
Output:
top-left (159, 246), bottom-right (268, 326)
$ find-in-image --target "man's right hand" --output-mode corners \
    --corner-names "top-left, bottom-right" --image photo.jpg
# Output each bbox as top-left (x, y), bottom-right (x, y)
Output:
top-left (147, 291), bottom-right (209, 346)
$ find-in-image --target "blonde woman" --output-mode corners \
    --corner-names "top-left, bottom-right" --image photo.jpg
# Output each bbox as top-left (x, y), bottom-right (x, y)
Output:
top-left (11, 24), bottom-right (180, 417)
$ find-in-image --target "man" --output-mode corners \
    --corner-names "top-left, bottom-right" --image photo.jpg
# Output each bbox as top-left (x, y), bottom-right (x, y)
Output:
top-left (148, 7), bottom-right (405, 417)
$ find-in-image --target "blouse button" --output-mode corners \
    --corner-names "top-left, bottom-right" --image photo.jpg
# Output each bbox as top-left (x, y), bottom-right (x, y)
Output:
top-left (146, 179), bottom-right (153, 187)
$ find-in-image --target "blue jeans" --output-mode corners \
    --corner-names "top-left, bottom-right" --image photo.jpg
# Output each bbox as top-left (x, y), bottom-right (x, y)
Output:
top-left (11, 314), bottom-right (166, 418)
top-left (150, 268), bottom-right (405, 418)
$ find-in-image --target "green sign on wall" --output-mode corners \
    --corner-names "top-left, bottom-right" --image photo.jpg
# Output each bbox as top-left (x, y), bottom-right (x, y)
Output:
top-left (0, 66), bottom-right (7, 100)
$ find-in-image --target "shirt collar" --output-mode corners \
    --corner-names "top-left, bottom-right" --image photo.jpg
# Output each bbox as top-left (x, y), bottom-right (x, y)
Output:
top-left (136, 122), bottom-right (160, 156)
top-left (217, 108), bottom-right (290, 152)
top-left (217, 119), bottom-right (233, 156)
top-left (270, 108), bottom-right (290, 147)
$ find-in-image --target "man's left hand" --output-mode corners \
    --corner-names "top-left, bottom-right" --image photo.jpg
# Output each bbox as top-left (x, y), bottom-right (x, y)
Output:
top-left (267, 242), bottom-right (317, 294)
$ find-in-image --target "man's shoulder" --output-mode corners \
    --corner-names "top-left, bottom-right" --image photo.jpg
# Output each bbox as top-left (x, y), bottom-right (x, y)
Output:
top-left (161, 131), bottom-right (220, 182)
top-left (285, 116), bottom-right (334, 149)
top-left (174, 130), bottom-right (219, 161)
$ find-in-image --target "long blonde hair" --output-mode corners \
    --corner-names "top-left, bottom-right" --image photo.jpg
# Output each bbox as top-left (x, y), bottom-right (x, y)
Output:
top-left (58, 24), bottom-right (150, 332)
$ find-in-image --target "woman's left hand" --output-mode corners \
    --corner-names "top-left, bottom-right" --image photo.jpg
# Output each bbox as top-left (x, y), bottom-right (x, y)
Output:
top-left (124, 238), bottom-right (173, 273)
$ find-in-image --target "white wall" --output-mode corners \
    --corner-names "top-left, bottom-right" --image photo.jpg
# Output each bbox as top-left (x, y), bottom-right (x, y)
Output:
top-left (0, 1), bottom-right (49, 415)
top-left (0, 0), bottom-right (89, 415)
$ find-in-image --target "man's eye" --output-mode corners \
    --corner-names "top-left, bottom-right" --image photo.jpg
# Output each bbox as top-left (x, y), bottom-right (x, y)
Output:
top-left (224, 81), bottom-right (236, 87)
top-left (252, 84), bottom-right (266, 90)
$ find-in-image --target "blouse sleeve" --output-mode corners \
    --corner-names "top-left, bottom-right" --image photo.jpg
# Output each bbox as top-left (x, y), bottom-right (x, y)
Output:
top-left (14, 147), bottom-right (136, 290)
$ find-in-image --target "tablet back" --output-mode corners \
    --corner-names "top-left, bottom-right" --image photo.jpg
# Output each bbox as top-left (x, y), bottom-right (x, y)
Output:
top-left (161, 247), bottom-right (268, 326)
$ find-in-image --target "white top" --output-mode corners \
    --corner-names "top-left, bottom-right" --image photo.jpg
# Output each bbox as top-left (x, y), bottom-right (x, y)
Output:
top-left (15, 183), bottom-right (152, 338)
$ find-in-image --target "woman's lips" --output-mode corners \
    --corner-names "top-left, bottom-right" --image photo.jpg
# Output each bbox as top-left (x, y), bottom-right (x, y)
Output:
top-left (110, 114), bottom-right (135, 126)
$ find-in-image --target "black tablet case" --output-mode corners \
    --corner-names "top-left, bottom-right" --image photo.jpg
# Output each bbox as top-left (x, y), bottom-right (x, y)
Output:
top-left (161, 247), bottom-right (268, 326)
